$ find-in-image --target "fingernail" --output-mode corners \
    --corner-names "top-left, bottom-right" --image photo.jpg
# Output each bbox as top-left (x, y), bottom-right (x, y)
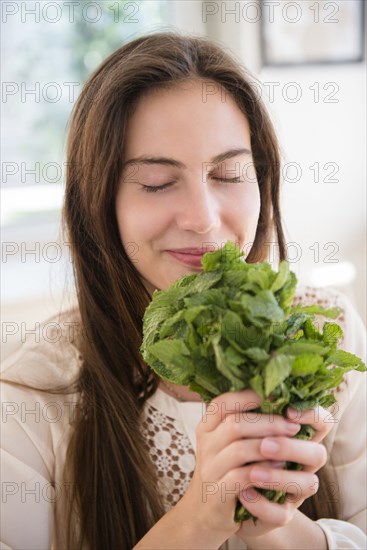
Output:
top-left (286, 422), bottom-right (301, 434)
top-left (287, 407), bottom-right (301, 420)
top-left (241, 487), bottom-right (259, 501)
top-left (251, 467), bottom-right (270, 481)
top-left (271, 461), bottom-right (286, 468)
top-left (261, 438), bottom-right (280, 454)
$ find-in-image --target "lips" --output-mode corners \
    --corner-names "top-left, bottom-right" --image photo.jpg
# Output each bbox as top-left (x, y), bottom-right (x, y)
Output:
top-left (167, 248), bottom-right (208, 254)
top-left (165, 247), bottom-right (213, 267)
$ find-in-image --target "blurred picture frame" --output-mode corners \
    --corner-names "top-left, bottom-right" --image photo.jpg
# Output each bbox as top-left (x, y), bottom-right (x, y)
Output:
top-left (261, 0), bottom-right (365, 66)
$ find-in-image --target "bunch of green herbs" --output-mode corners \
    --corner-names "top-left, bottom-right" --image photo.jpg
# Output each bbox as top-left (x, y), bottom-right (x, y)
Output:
top-left (140, 241), bottom-right (366, 522)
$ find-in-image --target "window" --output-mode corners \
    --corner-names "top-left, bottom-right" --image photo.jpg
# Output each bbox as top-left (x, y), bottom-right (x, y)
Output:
top-left (1, 1), bottom-right (172, 358)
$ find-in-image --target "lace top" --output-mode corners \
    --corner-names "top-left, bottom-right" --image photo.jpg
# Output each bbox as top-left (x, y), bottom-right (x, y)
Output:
top-left (141, 402), bottom-right (197, 512)
top-left (1, 286), bottom-right (366, 549)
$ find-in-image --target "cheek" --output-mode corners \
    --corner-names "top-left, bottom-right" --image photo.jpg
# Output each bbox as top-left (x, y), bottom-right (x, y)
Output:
top-left (116, 192), bottom-right (169, 246)
top-left (233, 184), bottom-right (261, 232)
top-left (116, 191), bottom-right (139, 245)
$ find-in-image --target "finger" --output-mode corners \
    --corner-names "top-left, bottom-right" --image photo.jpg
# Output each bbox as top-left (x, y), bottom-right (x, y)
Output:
top-left (259, 436), bottom-right (327, 472)
top-left (212, 439), bottom-right (265, 479)
top-left (209, 413), bottom-right (301, 453)
top-left (217, 462), bottom-right (285, 504)
top-left (248, 464), bottom-right (319, 502)
top-left (285, 406), bottom-right (334, 442)
top-left (239, 487), bottom-right (293, 527)
top-left (213, 438), bottom-right (287, 481)
top-left (198, 389), bottom-right (262, 432)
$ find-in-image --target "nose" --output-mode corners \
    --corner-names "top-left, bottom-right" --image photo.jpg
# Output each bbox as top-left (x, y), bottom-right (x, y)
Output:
top-left (176, 180), bottom-right (221, 234)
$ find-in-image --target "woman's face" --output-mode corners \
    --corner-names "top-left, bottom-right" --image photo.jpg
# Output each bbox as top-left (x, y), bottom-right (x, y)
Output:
top-left (116, 80), bottom-right (260, 293)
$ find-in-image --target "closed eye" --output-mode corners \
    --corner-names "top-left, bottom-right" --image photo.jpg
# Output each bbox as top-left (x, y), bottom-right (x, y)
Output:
top-left (140, 176), bottom-right (244, 193)
top-left (140, 181), bottom-right (175, 193)
top-left (212, 177), bottom-right (244, 184)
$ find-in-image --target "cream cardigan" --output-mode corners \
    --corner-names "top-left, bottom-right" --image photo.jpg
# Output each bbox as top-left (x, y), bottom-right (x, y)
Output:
top-left (1, 286), bottom-right (366, 549)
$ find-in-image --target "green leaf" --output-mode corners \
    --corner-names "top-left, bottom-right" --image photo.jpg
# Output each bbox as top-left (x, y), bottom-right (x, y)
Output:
top-left (193, 375), bottom-right (223, 397)
top-left (277, 271), bottom-right (297, 310)
top-left (264, 355), bottom-right (293, 396)
top-left (303, 318), bottom-right (322, 342)
top-left (188, 379), bottom-right (217, 402)
top-left (182, 306), bottom-right (208, 325)
top-left (211, 335), bottom-right (245, 389)
top-left (184, 288), bottom-right (227, 309)
top-left (248, 267), bottom-right (270, 290)
top-left (202, 241), bottom-right (244, 271)
top-left (276, 341), bottom-right (329, 356)
top-left (308, 366), bottom-right (345, 393)
top-left (147, 339), bottom-right (193, 384)
top-left (290, 399), bottom-right (319, 411)
top-left (222, 269), bottom-right (249, 287)
top-left (319, 393), bottom-right (337, 408)
top-left (261, 396), bottom-right (289, 415)
top-left (271, 261), bottom-right (290, 293)
top-left (285, 312), bottom-right (310, 336)
top-left (221, 310), bottom-right (245, 345)
top-left (241, 290), bottom-right (285, 325)
top-left (185, 271), bottom-right (223, 293)
top-left (300, 305), bottom-right (342, 319)
top-left (141, 306), bottom-right (174, 350)
top-left (224, 346), bottom-right (247, 369)
top-left (322, 322), bottom-right (343, 346)
top-left (243, 348), bottom-right (270, 363)
top-left (325, 350), bottom-right (367, 372)
top-left (249, 374), bottom-right (264, 400)
top-left (170, 273), bottom-right (197, 289)
top-left (291, 355), bottom-right (323, 377)
top-left (294, 425), bottom-right (315, 440)
top-left (159, 310), bottom-right (186, 338)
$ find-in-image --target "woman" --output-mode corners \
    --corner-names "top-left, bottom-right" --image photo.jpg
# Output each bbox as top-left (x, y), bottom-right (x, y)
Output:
top-left (1, 32), bottom-right (366, 550)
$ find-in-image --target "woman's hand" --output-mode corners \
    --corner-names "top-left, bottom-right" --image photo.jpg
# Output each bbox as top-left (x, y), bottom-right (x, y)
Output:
top-left (180, 389), bottom-right (308, 544)
top-left (236, 405), bottom-right (333, 541)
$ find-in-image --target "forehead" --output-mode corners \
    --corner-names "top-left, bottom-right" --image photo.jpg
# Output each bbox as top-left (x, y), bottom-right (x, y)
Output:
top-left (124, 80), bottom-right (251, 160)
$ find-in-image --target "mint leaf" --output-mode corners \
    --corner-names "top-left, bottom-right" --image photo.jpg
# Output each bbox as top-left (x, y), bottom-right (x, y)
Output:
top-left (322, 322), bottom-right (343, 346)
top-left (276, 341), bottom-right (329, 356)
top-left (325, 350), bottom-right (367, 372)
top-left (241, 290), bottom-right (285, 325)
top-left (271, 260), bottom-right (290, 293)
top-left (201, 241), bottom-right (243, 271)
top-left (298, 305), bottom-right (342, 319)
top-left (264, 355), bottom-right (293, 396)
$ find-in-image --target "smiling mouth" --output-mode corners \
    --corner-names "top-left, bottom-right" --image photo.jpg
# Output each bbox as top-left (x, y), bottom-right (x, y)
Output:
top-left (165, 249), bottom-right (206, 267)
top-left (166, 247), bottom-right (216, 254)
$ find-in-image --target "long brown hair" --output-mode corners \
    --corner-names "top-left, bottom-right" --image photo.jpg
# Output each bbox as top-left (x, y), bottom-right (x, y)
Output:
top-left (57, 31), bottom-right (335, 548)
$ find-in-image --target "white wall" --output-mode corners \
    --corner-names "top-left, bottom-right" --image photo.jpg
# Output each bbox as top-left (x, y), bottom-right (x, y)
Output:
top-left (260, 63), bottom-right (366, 323)
top-left (202, 2), bottom-right (366, 324)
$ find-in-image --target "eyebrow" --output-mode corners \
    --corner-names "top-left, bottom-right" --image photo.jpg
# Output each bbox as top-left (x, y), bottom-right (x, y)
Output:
top-left (122, 148), bottom-right (251, 170)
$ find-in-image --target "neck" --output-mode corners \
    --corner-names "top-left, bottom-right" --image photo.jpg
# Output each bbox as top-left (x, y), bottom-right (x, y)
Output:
top-left (159, 379), bottom-right (203, 402)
